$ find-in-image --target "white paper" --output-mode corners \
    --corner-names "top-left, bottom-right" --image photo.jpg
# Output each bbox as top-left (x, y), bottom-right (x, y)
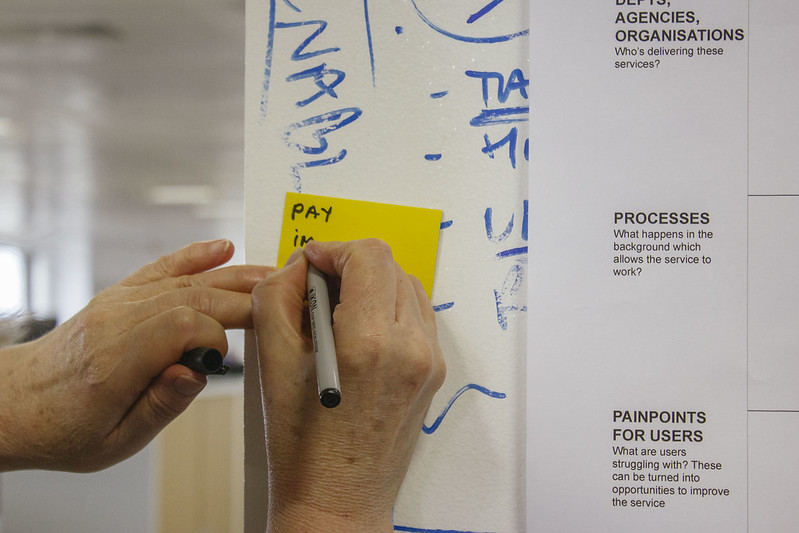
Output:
top-left (529, 1), bottom-right (799, 531)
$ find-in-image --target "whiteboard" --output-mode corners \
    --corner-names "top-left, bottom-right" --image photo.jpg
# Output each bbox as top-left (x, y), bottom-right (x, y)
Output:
top-left (244, 1), bottom-right (528, 531)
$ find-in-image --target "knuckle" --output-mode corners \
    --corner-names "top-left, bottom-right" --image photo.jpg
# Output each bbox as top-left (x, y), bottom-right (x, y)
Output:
top-left (358, 238), bottom-right (393, 258)
top-left (225, 268), bottom-right (247, 288)
top-left (255, 271), bottom-right (282, 293)
top-left (404, 336), bottom-right (436, 377)
top-left (393, 327), bottom-right (441, 386)
top-left (336, 317), bottom-right (445, 393)
top-left (332, 323), bottom-right (384, 375)
top-left (169, 305), bottom-right (202, 335)
top-left (251, 273), bottom-right (284, 315)
top-left (431, 348), bottom-right (447, 391)
top-left (186, 289), bottom-right (215, 317)
top-left (409, 274), bottom-right (429, 298)
top-left (153, 253), bottom-right (178, 278)
top-left (250, 286), bottom-right (268, 318)
top-left (344, 327), bottom-right (385, 370)
top-left (174, 274), bottom-right (198, 289)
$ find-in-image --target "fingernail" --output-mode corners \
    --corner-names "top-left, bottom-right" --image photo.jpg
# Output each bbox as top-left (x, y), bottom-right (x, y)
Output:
top-left (173, 375), bottom-right (206, 397)
top-left (208, 239), bottom-right (231, 256)
top-left (285, 248), bottom-right (304, 266)
top-left (302, 240), bottom-right (320, 260)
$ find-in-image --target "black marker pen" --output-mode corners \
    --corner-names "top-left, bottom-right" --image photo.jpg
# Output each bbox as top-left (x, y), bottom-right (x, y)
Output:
top-left (179, 347), bottom-right (229, 375)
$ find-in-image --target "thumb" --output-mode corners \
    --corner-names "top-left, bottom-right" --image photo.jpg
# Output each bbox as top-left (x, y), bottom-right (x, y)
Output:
top-left (104, 366), bottom-right (206, 463)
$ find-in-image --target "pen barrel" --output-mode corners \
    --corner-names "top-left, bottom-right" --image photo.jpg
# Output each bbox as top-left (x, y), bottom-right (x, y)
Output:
top-left (307, 265), bottom-right (341, 408)
top-left (179, 347), bottom-right (228, 375)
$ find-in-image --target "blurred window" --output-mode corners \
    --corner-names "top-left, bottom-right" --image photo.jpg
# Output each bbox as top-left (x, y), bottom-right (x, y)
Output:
top-left (0, 244), bottom-right (26, 314)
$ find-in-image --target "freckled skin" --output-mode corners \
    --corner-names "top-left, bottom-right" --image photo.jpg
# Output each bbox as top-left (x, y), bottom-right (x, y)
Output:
top-left (253, 240), bottom-right (445, 533)
top-left (0, 240), bottom-right (272, 473)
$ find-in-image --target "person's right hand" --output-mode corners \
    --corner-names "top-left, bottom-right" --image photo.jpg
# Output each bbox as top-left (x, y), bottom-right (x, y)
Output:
top-left (0, 239), bottom-right (271, 473)
top-left (252, 239), bottom-right (446, 533)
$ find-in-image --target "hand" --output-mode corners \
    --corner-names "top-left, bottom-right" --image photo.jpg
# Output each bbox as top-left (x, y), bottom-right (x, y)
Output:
top-left (252, 239), bottom-right (446, 533)
top-left (0, 239), bottom-right (272, 472)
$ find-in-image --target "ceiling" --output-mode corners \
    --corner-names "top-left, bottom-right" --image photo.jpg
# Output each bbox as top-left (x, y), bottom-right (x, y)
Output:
top-left (0, 0), bottom-right (247, 318)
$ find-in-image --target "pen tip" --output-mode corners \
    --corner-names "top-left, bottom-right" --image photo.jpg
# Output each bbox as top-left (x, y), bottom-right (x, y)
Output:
top-left (320, 389), bottom-right (341, 408)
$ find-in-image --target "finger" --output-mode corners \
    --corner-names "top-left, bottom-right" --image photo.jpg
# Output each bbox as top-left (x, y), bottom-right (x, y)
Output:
top-left (400, 272), bottom-right (446, 395)
top-left (117, 287), bottom-right (255, 332)
top-left (393, 264), bottom-right (426, 325)
top-left (120, 239), bottom-right (236, 286)
top-left (409, 274), bottom-right (439, 335)
top-left (113, 264), bottom-right (274, 303)
top-left (304, 239), bottom-right (398, 324)
top-left (124, 305), bottom-right (229, 383)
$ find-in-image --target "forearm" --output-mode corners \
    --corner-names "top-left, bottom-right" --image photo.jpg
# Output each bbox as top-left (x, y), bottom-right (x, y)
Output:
top-left (0, 342), bottom-right (48, 471)
top-left (0, 333), bottom-right (117, 473)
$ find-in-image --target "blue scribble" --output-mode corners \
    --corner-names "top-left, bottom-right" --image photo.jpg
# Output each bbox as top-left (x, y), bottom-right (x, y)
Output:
top-left (495, 263), bottom-right (526, 330)
top-left (496, 246), bottom-right (527, 259)
top-left (260, 0), bottom-right (278, 118)
top-left (276, 20), bottom-right (341, 61)
top-left (467, 69), bottom-right (529, 167)
top-left (290, 166), bottom-right (302, 193)
top-left (440, 220), bottom-right (453, 230)
top-left (422, 384), bottom-right (506, 434)
top-left (482, 128), bottom-right (526, 168)
top-left (523, 137), bottom-right (530, 164)
top-left (470, 106), bottom-right (529, 127)
top-left (395, 527), bottom-right (497, 533)
top-left (283, 107), bottom-right (362, 155)
top-left (289, 148), bottom-right (353, 193)
top-left (425, 154), bottom-right (442, 161)
top-left (409, 0), bottom-right (527, 44)
top-left (521, 199), bottom-right (528, 240)
top-left (286, 63), bottom-right (346, 107)
top-left (467, 0), bottom-right (507, 24)
top-left (485, 202), bottom-right (528, 242)
top-left (433, 302), bottom-right (454, 312)
top-left (484, 207), bottom-right (514, 243)
top-left (465, 69), bottom-right (529, 106)
top-left (363, 0), bottom-right (376, 86)
top-left (295, 150), bottom-right (348, 168)
top-left (430, 90), bottom-right (448, 99)
top-left (281, 0), bottom-right (301, 12)
top-left (485, 201), bottom-right (528, 328)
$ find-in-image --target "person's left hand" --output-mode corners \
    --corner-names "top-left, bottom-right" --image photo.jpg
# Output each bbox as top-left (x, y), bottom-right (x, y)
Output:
top-left (0, 239), bottom-right (272, 472)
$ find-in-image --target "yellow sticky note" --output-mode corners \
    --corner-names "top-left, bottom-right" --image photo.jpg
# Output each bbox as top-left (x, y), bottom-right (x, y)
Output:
top-left (278, 192), bottom-right (442, 297)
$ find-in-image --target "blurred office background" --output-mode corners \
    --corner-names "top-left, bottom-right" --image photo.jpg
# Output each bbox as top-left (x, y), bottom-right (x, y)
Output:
top-left (1, 1), bottom-right (248, 531)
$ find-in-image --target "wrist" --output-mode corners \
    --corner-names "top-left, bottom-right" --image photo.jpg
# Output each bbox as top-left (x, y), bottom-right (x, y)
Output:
top-left (266, 500), bottom-right (394, 533)
top-left (0, 343), bottom-right (40, 471)
top-left (0, 338), bottom-right (70, 472)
